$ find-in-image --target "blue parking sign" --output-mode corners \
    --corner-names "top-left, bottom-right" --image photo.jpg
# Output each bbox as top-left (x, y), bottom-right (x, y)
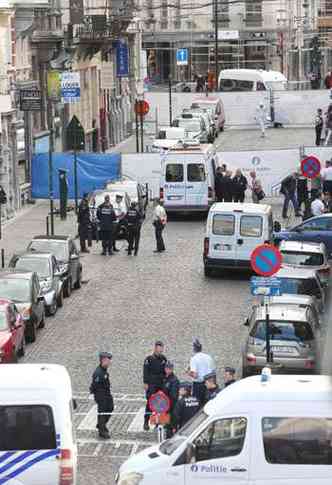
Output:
top-left (176, 49), bottom-right (188, 66)
top-left (116, 41), bottom-right (129, 77)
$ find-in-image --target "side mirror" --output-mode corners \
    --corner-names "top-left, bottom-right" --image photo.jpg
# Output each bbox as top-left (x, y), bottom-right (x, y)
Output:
top-left (244, 318), bottom-right (249, 327)
top-left (273, 221), bottom-right (281, 233)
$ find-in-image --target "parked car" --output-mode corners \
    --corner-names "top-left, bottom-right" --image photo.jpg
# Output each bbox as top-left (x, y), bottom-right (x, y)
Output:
top-left (27, 235), bottom-right (82, 296)
top-left (192, 95), bottom-right (226, 132)
top-left (9, 253), bottom-right (63, 316)
top-left (182, 109), bottom-right (215, 142)
top-left (274, 214), bottom-right (332, 256)
top-left (242, 304), bottom-right (320, 376)
top-left (279, 240), bottom-right (331, 285)
top-left (105, 179), bottom-right (147, 216)
top-left (0, 271), bottom-right (45, 343)
top-left (0, 299), bottom-right (25, 363)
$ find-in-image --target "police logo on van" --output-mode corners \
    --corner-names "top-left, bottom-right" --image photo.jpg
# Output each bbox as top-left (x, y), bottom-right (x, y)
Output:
top-left (252, 156), bottom-right (261, 166)
top-left (190, 464), bottom-right (227, 474)
top-left (191, 464), bottom-right (199, 472)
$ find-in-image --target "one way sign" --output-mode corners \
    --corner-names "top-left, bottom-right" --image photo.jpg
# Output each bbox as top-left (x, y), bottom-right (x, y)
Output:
top-left (176, 48), bottom-right (188, 66)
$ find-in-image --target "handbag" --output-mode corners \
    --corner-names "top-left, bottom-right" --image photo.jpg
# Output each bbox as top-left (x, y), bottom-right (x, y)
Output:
top-left (255, 188), bottom-right (265, 201)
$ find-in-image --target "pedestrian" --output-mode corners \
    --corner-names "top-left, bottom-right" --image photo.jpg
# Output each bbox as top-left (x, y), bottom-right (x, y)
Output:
top-left (143, 340), bottom-right (167, 431)
top-left (89, 352), bottom-right (114, 439)
top-left (125, 201), bottom-right (142, 256)
top-left (223, 367), bottom-right (236, 388)
top-left (255, 101), bottom-right (268, 137)
top-left (112, 194), bottom-right (126, 252)
top-left (280, 172), bottom-right (301, 219)
top-left (153, 199), bottom-right (167, 253)
top-left (204, 371), bottom-right (221, 403)
top-left (187, 338), bottom-right (216, 406)
top-left (77, 193), bottom-right (91, 253)
top-left (97, 194), bottom-right (116, 256)
top-left (232, 169), bottom-right (248, 203)
top-left (315, 108), bottom-right (323, 146)
top-left (321, 160), bottom-right (332, 195)
top-left (249, 170), bottom-right (264, 203)
top-left (325, 71), bottom-right (332, 89)
top-left (223, 170), bottom-right (234, 202)
top-left (215, 166), bottom-right (225, 202)
top-left (163, 361), bottom-right (180, 438)
top-left (173, 382), bottom-right (200, 430)
top-left (311, 192), bottom-right (325, 216)
top-left (296, 171), bottom-right (309, 215)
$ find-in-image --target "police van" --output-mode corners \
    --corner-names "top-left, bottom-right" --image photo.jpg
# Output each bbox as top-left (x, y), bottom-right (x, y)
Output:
top-left (0, 364), bottom-right (77, 485)
top-left (116, 374), bottom-right (332, 485)
top-left (160, 142), bottom-right (218, 213)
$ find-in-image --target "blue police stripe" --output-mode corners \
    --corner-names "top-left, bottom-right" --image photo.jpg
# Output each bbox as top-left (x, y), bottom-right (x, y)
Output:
top-left (0, 451), bottom-right (37, 475)
top-left (0, 449), bottom-right (59, 485)
top-left (0, 454), bottom-right (15, 465)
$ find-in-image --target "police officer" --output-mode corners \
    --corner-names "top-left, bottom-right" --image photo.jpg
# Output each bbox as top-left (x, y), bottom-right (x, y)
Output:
top-left (125, 201), bottom-right (142, 256)
top-left (89, 352), bottom-right (114, 439)
top-left (163, 361), bottom-right (179, 438)
top-left (143, 340), bottom-right (167, 431)
top-left (97, 195), bottom-right (116, 255)
top-left (204, 371), bottom-right (221, 402)
top-left (224, 367), bottom-right (236, 388)
top-left (174, 382), bottom-right (200, 430)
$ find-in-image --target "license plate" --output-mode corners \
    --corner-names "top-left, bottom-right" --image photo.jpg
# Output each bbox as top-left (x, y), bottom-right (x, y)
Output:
top-left (167, 195), bottom-right (183, 200)
top-left (271, 346), bottom-right (298, 355)
top-left (214, 243), bottom-right (232, 251)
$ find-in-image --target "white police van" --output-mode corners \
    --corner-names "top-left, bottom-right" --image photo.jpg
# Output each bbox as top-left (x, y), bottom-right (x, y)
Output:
top-left (0, 364), bottom-right (77, 485)
top-left (116, 374), bottom-right (332, 485)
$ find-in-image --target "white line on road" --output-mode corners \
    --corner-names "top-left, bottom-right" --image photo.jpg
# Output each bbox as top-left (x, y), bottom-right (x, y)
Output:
top-left (93, 444), bottom-right (103, 457)
top-left (127, 407), bottom-right (147, 434)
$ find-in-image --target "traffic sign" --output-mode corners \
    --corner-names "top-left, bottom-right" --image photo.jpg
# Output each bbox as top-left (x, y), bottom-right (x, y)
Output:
top-left (135, 100), bottom-right (149, 116)
top-left (251, 244), bottom-right (282, 277)
top-left (176, 48), bottom-right (189, 66)
top-left (19, 88), bottom-right (42, 111)
top-left (148, 390), bottom-right (170, 415)
top-left (250, 277), bottom-right (282, 296)
top-left (301, 155), bottom-right (321, 179)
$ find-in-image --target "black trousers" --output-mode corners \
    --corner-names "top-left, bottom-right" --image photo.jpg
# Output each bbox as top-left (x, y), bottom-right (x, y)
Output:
top-left (100, 230), bottom-right (113, 254)
top-left (128, 225), bottom-right (141, 255)
top-left (96, 395), bottom-right (114, 432)
top-left (192, 382), bottom-right (206, 406)
top-left (233, 192), bottom-right (245, 203)
top-left (315, 126), bottom-right (322, 146)
top-left (155, 222), bottom-right (165, 251)
top-left (144, 385), bottom-right (162, 424)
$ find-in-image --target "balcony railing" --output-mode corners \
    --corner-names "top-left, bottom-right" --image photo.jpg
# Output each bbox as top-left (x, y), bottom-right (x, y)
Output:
top-left (74, 12), bottom-right (134, 43)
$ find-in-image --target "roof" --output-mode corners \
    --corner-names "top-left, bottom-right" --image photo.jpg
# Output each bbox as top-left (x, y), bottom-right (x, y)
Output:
top-left (218, 69), bottom-right (287, 83)
top-left (211, 202), bottom-right (272, 214)
top-left (0, 270), bottom-right (34, 280)
top-left (279, 240), bottom-right (325, 253)
top-left (254, 304), bottom-right (308, 322)
top-left (268, 294), bottom-right (315, 306)
top-left (15, 252), bottom-right (53, 260)
top-left (205, 375), bottom-right (332, 415)
top-left (32, 235), bottom-right (69, 241)
top-left (0, 364), bottom-right (72, 394)
top-left (274, 267), bottom-right (318, 279)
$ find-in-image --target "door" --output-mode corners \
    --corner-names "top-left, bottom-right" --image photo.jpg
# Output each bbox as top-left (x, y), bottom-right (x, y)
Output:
top-left (186, 163), bottom-right (208, 209)
top-left (184, 416), bottom-right (250, 484)
top-left (209, 212), bottom-right (237, 261)
top-left (164, 163), bottom-right (186, 209)
top-left (236, 214), bottom-right (264, 263)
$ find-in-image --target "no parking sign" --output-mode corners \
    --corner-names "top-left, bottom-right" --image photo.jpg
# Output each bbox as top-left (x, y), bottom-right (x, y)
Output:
top-left (251, 244), bottom-right (282, 277)
top-left (301, 155), bottom-right (321, 179)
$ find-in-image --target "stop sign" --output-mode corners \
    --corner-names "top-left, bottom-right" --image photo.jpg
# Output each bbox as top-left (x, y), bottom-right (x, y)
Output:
top-left (135, 100), bottom-right (149, 116)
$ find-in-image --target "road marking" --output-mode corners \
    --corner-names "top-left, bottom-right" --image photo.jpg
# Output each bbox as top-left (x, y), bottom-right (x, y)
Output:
top-left (78, 405), bottom-right (97, 430)
top-left (130, 443), bottom-right (139, 456)
top-left (93, 444), bottom-right (102, 457)
top-left (77, 438), bottom-right (151, 446)
top-left (127, 407), bottom-right (146, 433)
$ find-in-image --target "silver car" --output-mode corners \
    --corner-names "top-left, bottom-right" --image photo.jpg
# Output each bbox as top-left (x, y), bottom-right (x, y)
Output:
top-left (242, 304), bottom-right (320, 377)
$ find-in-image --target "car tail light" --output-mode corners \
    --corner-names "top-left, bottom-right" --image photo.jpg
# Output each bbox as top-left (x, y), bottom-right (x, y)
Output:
top-left (246, 353), bottom-right (256, 364)
top-left (59, 449), bottom-right (74, 485)
top-left (304, 359), bottom-right (315, 369)
top-left (204, 237), bottom-right (209, 257)
top-left (208, 186), bottom-right (213, 199)
top-left (160, 188), bottom-right (164, 201)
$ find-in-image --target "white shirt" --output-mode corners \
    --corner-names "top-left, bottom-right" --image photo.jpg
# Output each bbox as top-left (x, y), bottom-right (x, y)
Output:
top-left (190, 352), bottom-right (216, 383)
top-left (311, 198), bottom-right (325, 216)
top-left (321, 166), bottom-right (332, 180)
top-left (154, 205), bottom-right (167, 223)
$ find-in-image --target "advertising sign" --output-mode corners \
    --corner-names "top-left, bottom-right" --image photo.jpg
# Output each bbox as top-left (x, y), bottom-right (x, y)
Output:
top-left (116, 41), bottom-right (129, 77)
top-left (19, 88), bottom-right (41, 111)
top-left (61, 71), bottom-right (81, 104)
top-left (47, 71), bottom-right (61, 101)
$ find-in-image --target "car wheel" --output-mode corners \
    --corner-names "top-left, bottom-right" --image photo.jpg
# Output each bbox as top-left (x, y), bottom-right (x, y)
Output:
top-left (204, 266), bottom-right (213, 277)
top-left (64, 278), bottom-right (72, 298)
top-left (57, 290), bottom-right (64, 308)
top-left (39, 310), bottom-right (45, 329)
top-left (46, 298), bottom-right (57, 317)
top-left (18, 336), bottom-right (26, 357)
top-left (26, 322), bottom-right (36, 343)
top-left (74, 271), bottom-right (81, 289)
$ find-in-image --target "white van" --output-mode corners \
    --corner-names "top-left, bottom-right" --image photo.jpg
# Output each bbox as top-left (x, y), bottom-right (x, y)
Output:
top-left (218, 69), bottom-right (287, 92)
top-left (0, 364), bottom-right (77, 485)
top-left (203, 203), bottom-right (273, 276)
top-left (116, 374), bottom-right (332, 485)
top-left (160, 142), bottom-right (218, 213)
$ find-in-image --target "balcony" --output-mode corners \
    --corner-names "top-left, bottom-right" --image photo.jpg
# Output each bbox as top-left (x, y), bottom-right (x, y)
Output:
top-left (30, 9), bottom-right (63, 46)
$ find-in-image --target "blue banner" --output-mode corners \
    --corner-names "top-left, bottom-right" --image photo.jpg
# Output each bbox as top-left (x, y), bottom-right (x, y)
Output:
top-left (116, 41), bottom-right (129, 77)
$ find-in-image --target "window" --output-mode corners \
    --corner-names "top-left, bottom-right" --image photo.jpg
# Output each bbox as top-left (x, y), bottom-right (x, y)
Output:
top-left (193, 418), bottom-right (247, 462)
top-left (166, 164), bottom-right (184, 182)
top-left (281, 251), bottom-right (324, 267)
top-left (301, 217), bottom-right (332, 231)
top-left (219, 78), bottom-right (254, 92)
top-left (240, 216), bottom-right (263, 237)
top-left (213, 214), bottom-right (235, 235)
top-left (0, 405), bottom-right (56, 451)
top-left (279, 278), bottom-right (322, 299)
top-left (0, 279), bottom-right (31, 303)
top-left (187, 164), bottom-right (206, 182)
top-left (262, 417), bottom-right (332, 465)
top-left (250, 320), bottom-right (314, 343)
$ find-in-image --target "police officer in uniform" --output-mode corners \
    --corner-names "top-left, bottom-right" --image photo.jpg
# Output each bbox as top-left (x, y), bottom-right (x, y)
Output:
top-left (204, 371), bottom-right (221, 402)
top-left (224, 367), bottom-right (236, 388)
top-left (163, 361), bottom-right (179, 438)
top-left (97, 195), bottom-right (116, 255)
top-left (125, 201), bottom-right (142, 256)
top-left (143, 341), bottom-right (167, 431)
top-left (174, 382), bottom-right (200, 430)
top-left (89, 352), bottom-right (114, 439)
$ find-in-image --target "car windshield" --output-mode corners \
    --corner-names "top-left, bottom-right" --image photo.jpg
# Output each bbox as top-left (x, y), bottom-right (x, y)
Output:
top-left (281, 251), bottom-right (324, 267)
top-left (251, 320), bottom-right (314, 343)
top-left (14, 258), bottom-right (50, 278)
top-left (177, 120), bottom-right (201, 132)
top-left (29, 240), bottom-right (68, 261)
top-left (279, 277), bottom-right (321, 298)
top-left (0, 312), bottom-right (8, 331)
top-left (0, 279), bottom-right (30, 303)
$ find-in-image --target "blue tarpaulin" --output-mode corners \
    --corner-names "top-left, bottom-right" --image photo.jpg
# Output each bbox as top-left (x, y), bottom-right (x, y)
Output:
top-left (31, 152), bottom-right (121, 199)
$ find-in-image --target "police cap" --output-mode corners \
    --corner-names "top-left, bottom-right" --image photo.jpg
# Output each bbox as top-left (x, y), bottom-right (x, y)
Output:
top-left (99, 352), bottom-right (112, 360)
top-left (224, 366), bottom-right (235, 375)
top-left (179, 381), bottom-right (192, 390)
top-left (155, 340), bottom-right (164, 347)
top-left (165, 361), bottom-right (174, 369)
top-left (204, 371), bottom-right (216, 381)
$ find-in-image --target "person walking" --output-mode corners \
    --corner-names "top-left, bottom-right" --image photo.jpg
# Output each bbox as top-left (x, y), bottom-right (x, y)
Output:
top-left (311, 192), bottom-right (325, 216)
top-left (315, 108), bottom-right (323, 146)
top-left (125, 201), bottom-right (142, 256)
top-left (280, 172), bottom-right (301, 219)
top-left (223, 170), bottom-right (234, 202)
top-left (112, 194), bottom-right (126, 252)
top-left (77, 194), bottom-right (91, 253)
top-left (223, 367), bottom-right (236, 388)
top-left (215, 166), bottom-right (225, 202)
top-left (163, 361), bottom-right (180, 438)
top-left (249, 170), bottom-right (264, 203)
top-left (153, 199), bottom-right (167, 253)
top-left (232, 169), bottom-right (248, 203)
top-left (296, 171), bottom-right (309, 216)
top-left (97, 195), bottom-right (116, 255)
top-left (89, 352), bottom-right (114, 439)
top-left (204, 371), bottom-right (221, 402)
top-left (187, 338), bottom-right (216, 406)
top-left (143, 340), bottom-right (167, 431)
top-left (173, 382), bottom-right (200, 431)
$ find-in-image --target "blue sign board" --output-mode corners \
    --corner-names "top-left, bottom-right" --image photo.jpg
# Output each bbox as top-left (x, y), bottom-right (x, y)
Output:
top-left (250, 277), bottom-right (282, 297)
top-left (176, 48), bottom-right (188, 66)
top-left (116, 41), bottom-right (129, 77)
top-left (61, 72), bottom-right (80, 104)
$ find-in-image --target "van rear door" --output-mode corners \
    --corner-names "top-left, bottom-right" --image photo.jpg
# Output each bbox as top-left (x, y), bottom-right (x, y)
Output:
top-left (236, 213), bottom-right (264, 264)
top-left (164, 162), bottom-right (186, 209)
top-left (185, 162), bottom-right (208, 209)
top-left (208, 211), bottom-right (237, 262)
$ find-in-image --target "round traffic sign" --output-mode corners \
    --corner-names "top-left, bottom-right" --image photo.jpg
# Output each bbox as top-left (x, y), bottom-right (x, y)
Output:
top-left (251, 244), bottom-right (282, 277)
top-left (148, 390), bottom-right (170, 415)
top-left (135, 100), bottom-right (149, 116)
top-left (301, 155), bottom-right (321, 179)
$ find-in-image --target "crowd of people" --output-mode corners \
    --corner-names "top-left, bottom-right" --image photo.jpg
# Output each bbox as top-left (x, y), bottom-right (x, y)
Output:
top-left (215, 165), bottom-right (265, 203)
top-left (314, 104), bottom-right (332, 146)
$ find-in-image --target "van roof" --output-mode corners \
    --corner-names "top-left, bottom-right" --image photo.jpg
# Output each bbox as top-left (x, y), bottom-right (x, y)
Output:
top-left (0, 364), bottom-right (72, 394)
top-left (205, 375), bottom-right (332, 415)
top-left (254, 303), bottom-right (308, 321)
top-left (218, 69), bottom-right (287, 83)
top-left (166, 143), bottom-right (214, 154)
top-left (211, 202), bottom-right (271, 214)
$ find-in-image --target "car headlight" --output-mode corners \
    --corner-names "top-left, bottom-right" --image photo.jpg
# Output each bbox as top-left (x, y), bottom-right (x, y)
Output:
top-left (117, 472), bottom-right (144, 485)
